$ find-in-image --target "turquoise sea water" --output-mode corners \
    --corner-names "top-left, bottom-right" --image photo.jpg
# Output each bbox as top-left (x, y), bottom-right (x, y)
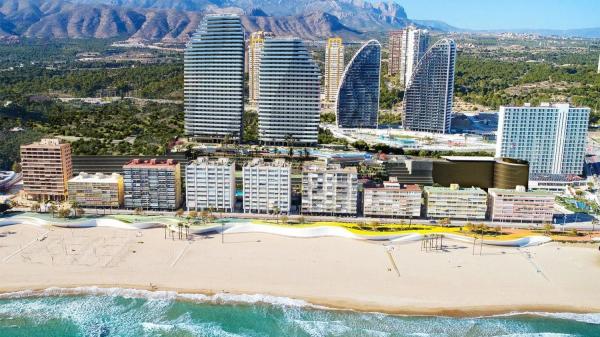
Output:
top-left (0, 288), bottom-right (599, 337)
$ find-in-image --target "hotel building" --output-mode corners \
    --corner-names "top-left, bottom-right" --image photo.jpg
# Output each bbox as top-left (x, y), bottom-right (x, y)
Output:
top-left (324, 37), bottom-right (344, 105)
top-left (20, 138), bottom-right (73, 201)
top-left (123, 159), bottom-right (182, 210)
top-left (496, 103), bottom-right (590, 175)
top-left (184, 14), bottom-right (245, 142)
top-left (403, 39), bottom-right (456, 134)
top-left (424, 184), bottom-right (487, 220)
top-left (258, 38), bottom-right (321, 145)
top-left (242, 158), bottom-right (291, 214)
top-left (488, 186), bottom-right (555, 223)
top-left (336, 39), bottom-right (381, 129)
top-left (387, 26), bottom-right (429, 88)
top-left (363, 179), bottom-right (421, 217)
top-left (248, 31), bottom-right (273, 105)
top-left (68, 172), bottom-right (124, 208)
top-left (186, 157), bottom-right (236, 212)
top-left (302, 161), bottom-right (358, 215)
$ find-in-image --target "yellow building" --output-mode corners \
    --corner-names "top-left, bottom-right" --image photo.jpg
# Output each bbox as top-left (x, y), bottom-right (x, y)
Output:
top-left (248, 31), bottom-right (273, 104)
top-left (68, 172), bottom-right (124, 208)
top-left (324, 37), bottom-right (344, 105)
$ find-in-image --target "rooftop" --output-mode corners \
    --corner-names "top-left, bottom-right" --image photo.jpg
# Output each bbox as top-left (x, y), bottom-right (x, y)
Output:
top-left (424, 185), bottom-right (486, 194)
top-left (69, 172), bottom-right (122, 184)
top-left (123, 158), bottom-right (179, 169)
top-left (488, 188), bottom-right (554, 197)
top-left (529, 173), bottom-right (584, 182)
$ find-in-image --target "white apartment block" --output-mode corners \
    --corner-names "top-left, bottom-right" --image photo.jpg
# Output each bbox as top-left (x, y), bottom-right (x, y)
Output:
top-left (186, 157), bottom-right (236, 212)
top-left (488, 186), bottom-right (555, 223)
top-left (324, 37), bottom-right (344, 104)
top-left (302, 162), bottom-right (358, 215)
top-left (496, 103), bottom-right (590, 175)
top-left (363, 179), bottom-right (421, 217)
top-left (242, 158), bottom-right (291, 214)
top-left (424, 184), bottom-right (487, 220)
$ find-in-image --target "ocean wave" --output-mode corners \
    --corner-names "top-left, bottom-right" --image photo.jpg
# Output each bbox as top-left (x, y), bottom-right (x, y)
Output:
top-left (0, 286), bottom-right (323, 309)
top-left (486, 311), bottom-right (600, 325)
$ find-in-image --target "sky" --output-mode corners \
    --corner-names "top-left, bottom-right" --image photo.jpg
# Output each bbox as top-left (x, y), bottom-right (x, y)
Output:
top-left (396, 0), bottom-right (600, 30)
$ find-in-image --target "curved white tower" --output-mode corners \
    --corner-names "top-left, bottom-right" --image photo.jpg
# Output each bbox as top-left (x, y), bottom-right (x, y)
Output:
top-left (403, 38), bottom-right (456, 134)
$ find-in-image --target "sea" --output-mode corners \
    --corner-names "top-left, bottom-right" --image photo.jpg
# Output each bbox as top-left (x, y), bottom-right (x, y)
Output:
top-left (0, 288), bottom-right (598, 337)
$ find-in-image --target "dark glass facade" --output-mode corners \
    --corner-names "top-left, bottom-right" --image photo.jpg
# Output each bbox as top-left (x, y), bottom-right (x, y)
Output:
top-left (336, 40), bottom-right (381, 128)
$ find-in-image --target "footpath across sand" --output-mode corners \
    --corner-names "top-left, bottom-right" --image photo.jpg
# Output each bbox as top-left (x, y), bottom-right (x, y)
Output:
top-left (1, 224), bottom-right (600, 315)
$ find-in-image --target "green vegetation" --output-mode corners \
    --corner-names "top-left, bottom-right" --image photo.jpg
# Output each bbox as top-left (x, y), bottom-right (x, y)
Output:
top-left (242, 110), bottom-right (259, 143)
top-left (455, 52), bottom-right (600, 123)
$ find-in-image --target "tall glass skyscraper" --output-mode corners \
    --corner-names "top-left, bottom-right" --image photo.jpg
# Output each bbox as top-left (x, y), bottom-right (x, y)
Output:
top-left (403, 38), bottom-right (456, 134)
top-left (258, 38), bottom-right (321, 145)
top-left (184, 14), bottom-right (245, 142)
top-left (335, 39), bottom-right (381, 129)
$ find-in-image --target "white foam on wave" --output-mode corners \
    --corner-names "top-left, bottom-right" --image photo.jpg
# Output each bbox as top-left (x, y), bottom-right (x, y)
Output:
top-left (484, 311), bottom-right (600, 325)
top-left (0, 286), bottom-right (324, 309)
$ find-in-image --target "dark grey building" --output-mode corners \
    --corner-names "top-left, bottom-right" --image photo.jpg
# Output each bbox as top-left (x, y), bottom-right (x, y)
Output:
top-left (336, 39), bottom-right (381, 129)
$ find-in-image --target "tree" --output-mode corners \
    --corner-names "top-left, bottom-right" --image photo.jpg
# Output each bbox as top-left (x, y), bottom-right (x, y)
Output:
top-left (134, 207), bottom-right (143, 215)
top-left (272, 206), bottom-right (281, 224)
top-left (0, 202), bottom-right (11, 214)
top-left (30, 202), bottom-right (40, 212)
top-left (280, 215), bottom-right (289, 224)
top-left (75, 207), bottom-right (85, 217)
top-left (188, 210), bottom-right (198, 219)
top-left (200, 210), bottom-right (209, 223)
top-left (298, 216), bottom-right (305, 225)
top-left (175, 209), bottom-right (184, 218)
top-left (48, 201), bottom-right (57, 218)
top-left (542, 223), bottom-right (554, 236)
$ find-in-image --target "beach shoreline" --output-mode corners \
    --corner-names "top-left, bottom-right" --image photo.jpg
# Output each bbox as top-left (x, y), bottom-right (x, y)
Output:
top-left (1, 285), bottom-right (600, 318)
top-left (1, 224), bottom-right (600, 318)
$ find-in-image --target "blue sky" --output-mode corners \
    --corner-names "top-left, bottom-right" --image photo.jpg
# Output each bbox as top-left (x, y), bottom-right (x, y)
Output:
top-left (397, 0), bottom-right (600, 30)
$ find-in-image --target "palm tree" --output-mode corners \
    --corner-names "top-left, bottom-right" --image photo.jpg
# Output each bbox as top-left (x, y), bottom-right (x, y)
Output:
top-left (177, 222), bottom-right (183, 240)
top-left (175, 209), bottom-right (184, 218)
top-left (48, 201), bottom-right (57, 218)
top-left (272, 206), bottom-right (280, 224)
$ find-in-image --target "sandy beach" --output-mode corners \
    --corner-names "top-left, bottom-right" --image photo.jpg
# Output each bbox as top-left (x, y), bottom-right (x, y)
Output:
top-left (1, 223), bottom-right (600, 316)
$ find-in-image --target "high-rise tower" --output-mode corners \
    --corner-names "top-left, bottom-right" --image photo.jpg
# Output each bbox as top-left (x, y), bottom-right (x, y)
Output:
top-left (248, 31), bottom-right (274, 105)
top-left (258, 38), bottom-right (321, 145)
top-left (387, 27), bottom-right (429, 88)
top-left (184, 14), bottom-right (245, 142)
top-left (336, 40), bottom-right (381, 128)
top-left (324, 37), bottom-right (345, 104)
top-left (403, 39), bottom-right (456, 134)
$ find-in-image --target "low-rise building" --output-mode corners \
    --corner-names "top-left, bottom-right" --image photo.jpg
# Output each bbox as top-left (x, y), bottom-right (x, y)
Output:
top-left (488, 186), bottom-right (555, 223)
top-left (68, 172), bottom-right (124, 208)
top-left (424, 184), bottom-right (487, 220)
top-left (186, 157), bottom-right (236, 212)
top-left (123, 159), bottom-right (182, 210)
top-left (243, 158), bottom-right (291, 214)
top-left (363, 179), bottom-right (421, 218)
top-left (20, 138), bottom-right (73, 201)
top-left (302, 161), bottom-right (358, 215)
top-left (528, 173), bottom-right (586, 194)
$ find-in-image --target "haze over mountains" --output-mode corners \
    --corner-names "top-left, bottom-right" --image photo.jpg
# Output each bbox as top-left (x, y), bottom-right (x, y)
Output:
top-left (0, 0), bottom-right (598, 41)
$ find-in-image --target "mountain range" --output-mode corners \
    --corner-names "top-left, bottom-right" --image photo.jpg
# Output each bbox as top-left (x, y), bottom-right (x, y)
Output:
top-left (1, 0), bottom-right (598, 42)
top-left (0, 0), bottom-right (416, 42)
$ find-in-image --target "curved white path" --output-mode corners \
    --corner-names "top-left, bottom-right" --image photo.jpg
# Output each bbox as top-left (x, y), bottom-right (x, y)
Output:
top-left (1, 215), bottom-right (550, 247)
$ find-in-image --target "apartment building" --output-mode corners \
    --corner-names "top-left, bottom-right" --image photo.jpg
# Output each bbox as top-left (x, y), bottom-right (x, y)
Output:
top-left (20, 138), bottom-right (73, 201)
top-left (302, 161), bottom-right (358, 215)
top-left (186, 157), bottom-right (236, 212)
top-left (496, 103), bottom-right (590, 175)
top-left (184, 14), bottom-right (245, 142)
top-left (68, 172), bottom-right (124, 208)
top-left (324, 37), bottom-right (344, 105)
top-left (242, 158), bottom-right (291, 214)
top-left (123, 159), bottom-right (182, 210)
top-left (424, 184), bottom-right (487, 220)
top-left (363, 179), bottom-right (421, 217)
top-left (488, 186), bottom-right (555, 223)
